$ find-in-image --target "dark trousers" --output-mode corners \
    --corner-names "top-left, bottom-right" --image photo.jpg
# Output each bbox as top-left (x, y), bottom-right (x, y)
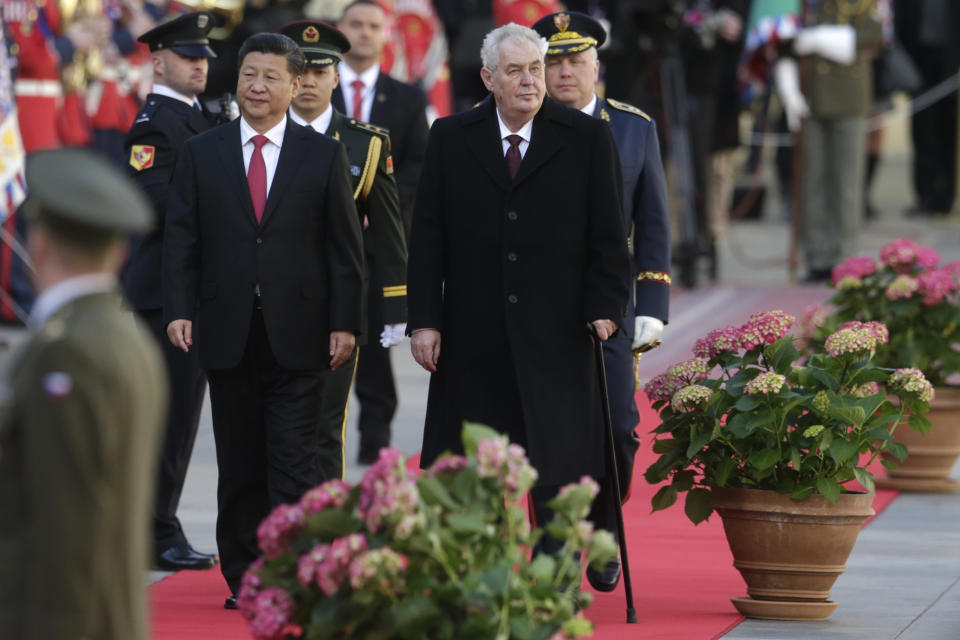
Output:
top-left (354, 265), bottom-right (397, 455)
top-left (140, 308), bottom-right (207, 552)
top-left (317, 346), bottom-right (360, 480)
top-left (206, 307), bottom-right (326, 594)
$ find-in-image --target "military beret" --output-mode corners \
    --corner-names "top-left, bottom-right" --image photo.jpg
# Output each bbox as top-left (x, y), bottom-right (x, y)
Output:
top-left (137, 11), bottom-right (217, 58)
top-left (531, 11), bottom-right (607, 56)
top-left (24, 148), bottom-right (151, 235)
top-left (279, 21), bottom-right (351, 67)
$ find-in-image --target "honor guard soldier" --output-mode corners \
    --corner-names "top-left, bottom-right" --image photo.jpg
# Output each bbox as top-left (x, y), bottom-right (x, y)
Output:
top-left (122, 11), bottom-right (219, 572)
top-left (280, 19), bottom-right (407, 480)
top-left (534, 10), bottom-right (672, 593)
top-left (0, 148), bottom-right (165, 640)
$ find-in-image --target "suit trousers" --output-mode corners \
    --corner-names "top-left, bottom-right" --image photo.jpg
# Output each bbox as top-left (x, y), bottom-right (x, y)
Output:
top-left (317, 346), bottom-right (360, 480)
top-left (206, 306), bottom-right (326, 594)
top-left (801, 116), bottom-right (868, 271)
top-left (140, 308), bottom-right (207, 552)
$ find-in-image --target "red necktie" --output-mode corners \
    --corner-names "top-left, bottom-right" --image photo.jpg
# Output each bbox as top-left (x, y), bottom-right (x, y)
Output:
top-left (351, 79), bottom-right (365, 120)
top-left (248, 134), bottom-right (268, 223)
top-left (505, 134), bottom-right (522, 179)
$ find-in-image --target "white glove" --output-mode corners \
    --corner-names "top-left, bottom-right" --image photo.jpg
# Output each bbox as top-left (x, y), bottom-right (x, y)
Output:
top-left (633, 316), bottom-right (664, 350)
top-left (773, 58), bottom-right (810, 132)
top-left (380, 323), bottom-right (407, 348)
top-left (794, 25), bottom-right (856, 65)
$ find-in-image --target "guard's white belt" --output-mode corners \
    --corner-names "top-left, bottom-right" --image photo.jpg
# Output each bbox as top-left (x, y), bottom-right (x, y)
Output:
top-left (14, 79), bottom-right (62, 98)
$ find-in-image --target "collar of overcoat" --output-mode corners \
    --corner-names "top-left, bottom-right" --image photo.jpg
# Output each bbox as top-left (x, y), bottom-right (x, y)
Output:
top-left (216, 117), bottom-right (309, 228)
top-left (463, 94), bottom-right (566, 192)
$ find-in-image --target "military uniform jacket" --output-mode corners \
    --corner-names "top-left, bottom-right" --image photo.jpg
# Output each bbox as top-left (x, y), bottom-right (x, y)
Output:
top-left (0, 291), bottom-right (166, 639)
top-left (325, 109), bottom-right (407, 328)
top-left (800, 0), bottom-right (883, 119)
top-left (408, 96), bottom-right (632, 487)
top-left (595, 97), bottom-right (671, 326)
top-left (122, 94), bottom-right (215, 311)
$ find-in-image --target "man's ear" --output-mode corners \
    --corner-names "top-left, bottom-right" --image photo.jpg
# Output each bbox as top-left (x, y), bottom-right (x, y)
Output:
top-left (480, 67), bottom-right (494, 92)
top-left (291, 75), bottom-right (302, 98)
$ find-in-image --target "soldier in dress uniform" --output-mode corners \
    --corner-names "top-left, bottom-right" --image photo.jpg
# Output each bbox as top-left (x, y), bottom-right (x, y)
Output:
top-left (280, 19), bottom-right (407, 480)
top-left (122, 10), bottom-right (219, 571)
top-left (0, 147), bottom-right (165, 640)
top-left (533, 10), bottom-right (671, 593)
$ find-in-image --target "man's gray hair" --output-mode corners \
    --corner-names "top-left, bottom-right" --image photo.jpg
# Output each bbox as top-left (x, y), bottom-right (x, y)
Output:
top-left (480, 23), bottom-right (548, 72)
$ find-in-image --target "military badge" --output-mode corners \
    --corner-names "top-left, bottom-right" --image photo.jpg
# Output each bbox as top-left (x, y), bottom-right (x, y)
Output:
top-left (554, 12), bottom-right (570, 32)
top-left (197, 14), bottom-right (209, 29)
top-left (303, 25), bottom-right (320, 43)
top-left (385, 156), bottom-right (394, 175)
top-left (350, 165), bottom-right (362, 177)
top-left (129, 145), bottom-right (155, 171)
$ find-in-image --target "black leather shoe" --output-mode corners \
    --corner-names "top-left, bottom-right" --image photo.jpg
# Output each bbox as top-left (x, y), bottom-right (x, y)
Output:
top-left (586, 559), bottom-right (621, 592)
top-left (155, 544), bottom-right (218, 571)
top-left (224, 596), bottom-right (238, 610)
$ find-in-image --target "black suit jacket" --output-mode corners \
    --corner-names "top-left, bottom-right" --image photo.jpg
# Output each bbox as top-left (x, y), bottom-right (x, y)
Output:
top-left (333, 71), bottom-right (428, 217)
top-left (408, 96), bottom-right (631, 486)
top-left (163, 118), bottom-right (365, 371)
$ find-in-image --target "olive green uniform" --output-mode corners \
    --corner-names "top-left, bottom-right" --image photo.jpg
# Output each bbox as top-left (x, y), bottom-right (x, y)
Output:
top-left (318, 109), bottom-right (407, 479)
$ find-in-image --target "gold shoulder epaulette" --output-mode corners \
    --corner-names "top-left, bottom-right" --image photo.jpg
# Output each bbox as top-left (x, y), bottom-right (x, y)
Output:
top-left (347, 118), bottom-right (390, 139)
top-left (607, 98), bottom-right (651, 121)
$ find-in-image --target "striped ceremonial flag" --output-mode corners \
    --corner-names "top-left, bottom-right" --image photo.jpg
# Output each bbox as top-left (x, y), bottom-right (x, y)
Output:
top-left (0, 20), bottom-right (26, 220)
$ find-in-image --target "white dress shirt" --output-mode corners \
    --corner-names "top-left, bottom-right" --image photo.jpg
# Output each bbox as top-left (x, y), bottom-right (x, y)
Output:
top-left (495, 108), bottom-right (534, 159)
top-left (29, 273), bottom-right (117, 328)
top-left (338, 62), bottom-right (380, 122)
top-left (152, 83), bottom-right (201, 108)
top-left (579, 94), bottom-right (598, 117)
top-left (289, 105), bottom-right (333, 134)
top-left (240, 116), bottom-right (286, 198)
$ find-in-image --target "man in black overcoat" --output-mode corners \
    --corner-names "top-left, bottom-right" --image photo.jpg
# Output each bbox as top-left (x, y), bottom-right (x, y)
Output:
top-left (407, 23), bottom-right (631, 556)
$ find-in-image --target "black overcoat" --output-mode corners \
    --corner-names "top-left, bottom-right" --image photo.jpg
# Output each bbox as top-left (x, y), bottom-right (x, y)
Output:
top-left (408, 96), bottom-right (631, 486)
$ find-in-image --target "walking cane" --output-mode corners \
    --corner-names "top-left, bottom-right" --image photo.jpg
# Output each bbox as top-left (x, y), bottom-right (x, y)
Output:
top-left (588, 323), bottom-right (638, 624)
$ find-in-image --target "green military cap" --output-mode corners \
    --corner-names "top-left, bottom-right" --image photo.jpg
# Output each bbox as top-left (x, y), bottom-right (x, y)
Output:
top-left (137, 11), bottom-right (218, 58)
top-left (279, 20), bottom-right (351, 67)
top-left (531, 11), bottom-right (607, 56)
top-left (24, 148), bottom-right (152, 235)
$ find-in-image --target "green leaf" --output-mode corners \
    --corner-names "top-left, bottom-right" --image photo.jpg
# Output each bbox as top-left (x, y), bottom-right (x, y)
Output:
top-left (790, 485), bottom-right (815, 500)
top-left (417, 476), bottom-right (459, 510)
top-left (446, 512), bottom-right (487, 534)
top-left (854, 467), bottom-right (875, 493)
top-left (684, 488), bottom-right (713, 524)
top-left (733, 395), bottom-right (762, 411)
top-left (748, 449), bottom-right (780, 471)
top-left (827, 439), bottom-right (857, 465)
top-left (305, 509), bottom-right (359, 539)
top-left (765, 338), bottom-right (801, 374)
top-left (830, 404), bottom-right (867, 427)
top-left (713, 458), bottom-right (737, 487)
top-left (508, 617), bottom-right (535, 640)
top-left (886, 441), bottom-right (909, 461)
top-left (790, 447), bottom-right (803, 469)
top-left (727, 409), bottom-right (774, 438)
top-left (529, 553), bottom-right (557, 583)
top-left (881, 458), bottom-right (899, 470)
top-left (652, 437), bottom-right (680, 453)
top-left (392, 596), bottom-right (441, 636)
top-left (686, 430), bottom-right (712, 459)
top-left (908, 414), bottom-right (932, 435)
top-left (461, 422), bottom-right (503, 457)
top-left (816, 477), bottom-right (842, 502)
top-left (651, 485), bottom-right (678, 512)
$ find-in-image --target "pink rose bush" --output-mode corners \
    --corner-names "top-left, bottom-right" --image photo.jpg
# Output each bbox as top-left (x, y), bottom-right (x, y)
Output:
top-left (813, 238), bottom-right (960, 386)
top-left (238, 423), bottom-right (616, 640)
top-left (645, 311), bottom-right (934, 524)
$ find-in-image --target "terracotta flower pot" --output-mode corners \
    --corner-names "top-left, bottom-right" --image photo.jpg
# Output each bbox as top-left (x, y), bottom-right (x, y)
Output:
top-left (877, 386), bottom-right (960, 493)
top-left (711, 487), bottom-right (875, 621)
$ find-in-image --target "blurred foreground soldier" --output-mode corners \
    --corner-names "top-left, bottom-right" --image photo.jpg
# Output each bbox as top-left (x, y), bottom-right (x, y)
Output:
top-left (163, 32), bottom-right (365, 608)
top-left (534, 9), bottom-right (670, 593)
top-left (774, 0), bottom-right (882, 282)
top-left (281, 20), bottom-right (407, 480)
top-left (0, 148), bottom-right (165, 639)
top-left (123, 10), bottom-right (219, 572)
top-left (334, 0), bottom-right (428, 463)
top-left (408, 24), bottom-right (630, 564)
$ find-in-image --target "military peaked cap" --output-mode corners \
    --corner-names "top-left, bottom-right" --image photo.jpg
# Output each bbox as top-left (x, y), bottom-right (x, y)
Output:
top-left (25, 148), bottom-right (151, 235)
top-left (531, 11), bottom-right (607, 56)
top-left (137, 11), bottom-right (217, 58)
top-left (279, 21), bottom-right (351, 67)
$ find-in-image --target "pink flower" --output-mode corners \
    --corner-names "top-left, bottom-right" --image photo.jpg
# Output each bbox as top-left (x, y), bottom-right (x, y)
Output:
top-left (744, 372), bottom-right (786, 395)
top-left (738, 310), bottom-right (796, 350)
top-left (839, 320), bottom-right (889, 344)
top-left (889, 368), bottom-right (935, 402)
top-left (348, 548), bottom-right (409, 592)
top-left (797, 304), bottom-right (828, 343)
top-left (666, 357), bottom-right (710, 383)
top-left (944, 260), bottom-right (960, 276)
top-left (237, 557), bottom-right (265, 612)
top-left (476, 437), bottom-right (508, 478)
top-left (671, 384), bottom-right (712, 411)
top-left (556, 475), bottom-right (601, 502)
top-left (426, 454), bottom-right (469, 477)
top-left (915, 246), bottom-right (941, 269)
top-left (880, 238), bottom-right (921, 271)
top-left (644, 372), bottom-right (685, 403)
top-left (296, 544), bottom-right (329, 589)
top-left (916, 269), bottom-right (955, 306)
top-left (359, 448), bottom-right (419, 533)
top-left (885, 274), bottom-right (919, 300)
top-left (824, 326), bottom-right (880, 358)
top-left (299, 479), bottom-right (351, 515)
top-left (831, 256), bottom-right (876, 288)
top-left (694, 326), bottom-right (740, 359)
top-left (848, 382), bottom-right (881, 398)
top-left (256, 504), bottom-right (306, 559)
top-left (244, 586), bottom-right (297, 640)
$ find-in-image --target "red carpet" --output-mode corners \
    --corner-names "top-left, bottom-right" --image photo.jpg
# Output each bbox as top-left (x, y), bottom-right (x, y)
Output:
top-left (150, 394), bottom-right (899, 640)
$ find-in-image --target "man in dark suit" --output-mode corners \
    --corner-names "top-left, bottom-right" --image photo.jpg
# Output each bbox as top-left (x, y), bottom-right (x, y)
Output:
top-left (0, 148), bottom-right (164, 640)
top-left (122, 11), bottom-right (219, 572)
top-left (333, 0), bottom-right (429, 463)
top-left (280, 19), bottom-right (408, 481)
top-left (163, 32), bottom-right (365, 607)
top-left (408, 23), bottom-right (631, 563)
top-left (534, 10), bottom-right (671, 593)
